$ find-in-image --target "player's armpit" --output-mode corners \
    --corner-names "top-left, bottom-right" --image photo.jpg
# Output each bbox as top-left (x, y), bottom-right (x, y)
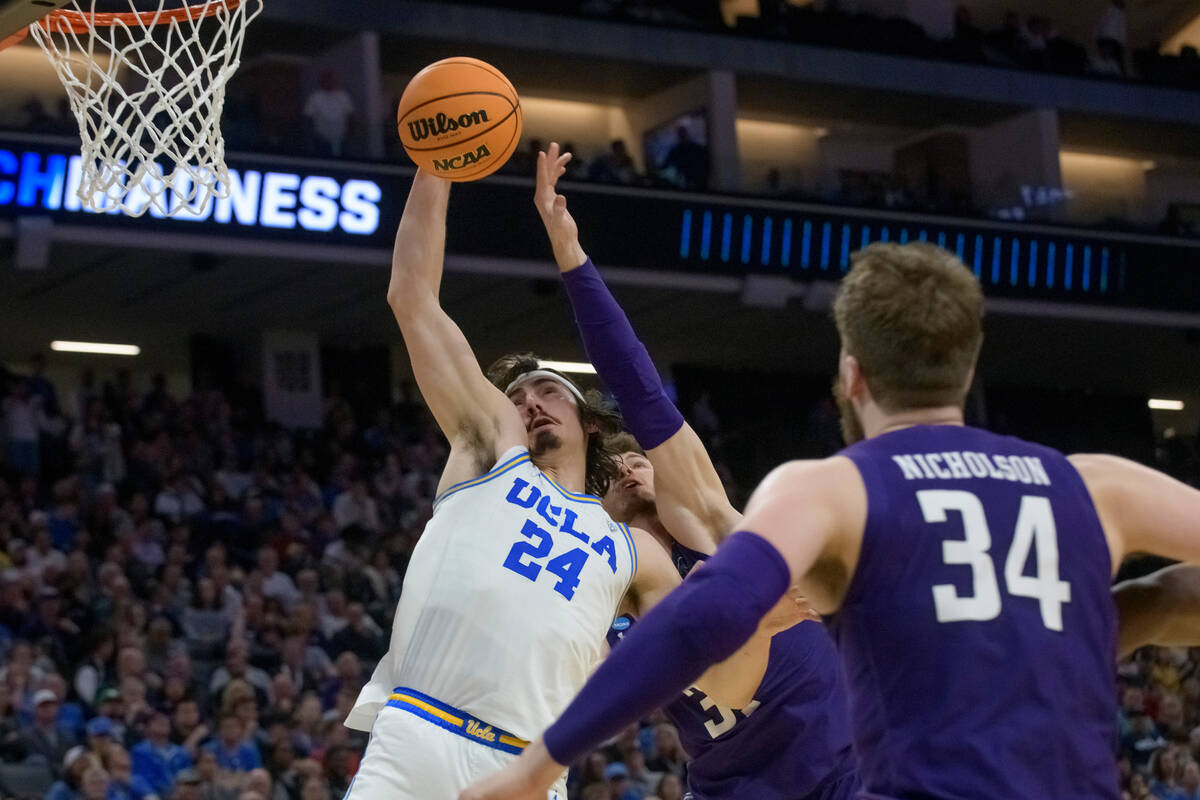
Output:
top-left (1070, 453), bottom-right (1200, 570)
top-left (1114, 563), bottom-right (1200, 658)
top-left (385, 171), bottom-right (524, 461)
top-left (648, 422), bottom-right (743, 553)
top-left (739, 457), bottom-right (866, 615)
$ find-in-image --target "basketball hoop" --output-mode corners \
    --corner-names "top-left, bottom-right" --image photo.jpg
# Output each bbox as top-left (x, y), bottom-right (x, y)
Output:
top-left (11, 0), bottom-right (263, 217)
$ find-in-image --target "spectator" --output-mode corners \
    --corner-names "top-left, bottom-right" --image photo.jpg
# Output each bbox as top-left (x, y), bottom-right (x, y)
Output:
top-left (244, 768), bottom-right (286, 800)
top-left (47, 746), bottom-right (95, 800)
top-left (131, 712), bottom-right (191, 797)
top-left (624, 748), bottom-right (662, 797)
top-left (208, 643), bottom-right (271, 705)
top-left (330, 480), bottom-right (379, 534)
top-left (303, 70), bottom-right (356, 158)
top-left (654, 773), bottom-right (685, 800)
top-left (193, 750), bottom-right (235, 800)
top-left (104, 742), bottom-right (158, 800)
top-left (1179, 761), bottom-right (1200, 800)
top-left (171, 769), bottom-right (202, 800)
top-left (604, 762), bottom-right (640, 800)
top-left (202, 715), bottom-right (261, 775)
top-left (20, 688), bottom-right (78, 775)
top-left (84, 717), bottom-right (117, 762)
top-left (81, 764), bottom-right (112, 800)
top-left (255, 548), bottom-right (300, 611)
top-left (154, 473), bottom-right (205, 525)
top-left (1095, 0), bottom-right (1127, 75)
top-left (327, 604), bottom-right (384, 665)
top-left (170, 700), bottom-right (208, 762)
top-left (5, 379), bottom-right (45, 478)
top-left (588, 140), bottom-right (637, 184)
top-left (660, 125), bottom-right (709, 190)
top-left (645, 724), bottom-right (687, 779)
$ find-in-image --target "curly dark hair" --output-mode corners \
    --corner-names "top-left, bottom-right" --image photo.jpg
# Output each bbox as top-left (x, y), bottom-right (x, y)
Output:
top-left (485, 352), bottom-right (624, 497)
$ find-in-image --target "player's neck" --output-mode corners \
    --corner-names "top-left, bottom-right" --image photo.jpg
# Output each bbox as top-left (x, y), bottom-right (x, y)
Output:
top-left (534, 448), bottom-right (589, 495)
top-left (867, 405), bottom-right (966, 439)
top-left (628, 510), bottom-right (672, 551)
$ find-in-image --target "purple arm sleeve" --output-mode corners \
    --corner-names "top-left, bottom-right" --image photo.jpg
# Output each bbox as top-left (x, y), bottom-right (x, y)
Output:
top-left (542, 531), bottom-right (790, 766)
top-left (560, 258), bottom-right (685, 449)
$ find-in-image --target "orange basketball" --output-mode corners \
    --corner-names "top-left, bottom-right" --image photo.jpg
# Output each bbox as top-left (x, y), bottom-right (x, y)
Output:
top-left (396, 57), bottom-right (523, 182)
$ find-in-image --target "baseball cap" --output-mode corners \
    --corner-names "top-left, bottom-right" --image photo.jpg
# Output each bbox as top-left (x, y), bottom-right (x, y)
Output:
top-left (175, 769), bottom-right (201, 785)
top-left (86, 717), bottom-right (114, 737)
top-left (94, 687), bottom-right (121, 705)
top-left (63, 746), bottom-right (87, 770)
top-left (33, 689), bottom-right (58, 706)
top-left (604, 763), bottom-right (629, 780)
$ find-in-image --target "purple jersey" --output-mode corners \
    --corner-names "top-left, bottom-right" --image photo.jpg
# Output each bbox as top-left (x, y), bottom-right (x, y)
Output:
top-left (833, 425), bottom-right (1118, 800)
top-left (610, 543), bottom-right (859, 800)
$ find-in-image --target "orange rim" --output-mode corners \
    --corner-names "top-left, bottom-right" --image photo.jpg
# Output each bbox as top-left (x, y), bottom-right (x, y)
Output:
top-left (43, 0), bottom-right (242, 33)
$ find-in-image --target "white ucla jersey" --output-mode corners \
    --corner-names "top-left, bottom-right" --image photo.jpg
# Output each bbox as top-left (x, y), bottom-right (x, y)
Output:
top-left (346, 446), bottom-right (637, 739)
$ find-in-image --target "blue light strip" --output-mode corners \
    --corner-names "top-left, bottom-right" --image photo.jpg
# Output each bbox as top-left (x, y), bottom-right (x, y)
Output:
top-left (861, 224), bottom-right (871, 249)
top-left (955, 233), bottom-right (965, 259)
top-left (761, 216), bottom-right (772, 266)
top-left (973, 235), bottom-right (983, 277)
top-left (1047, 242), bottom-right (1055, 288)
top-left (900, 228), bottom-right (909, 244)
top-left (1010, 238), bottom-right (1019, 286)
top-left (1027, 240), bottom-right (1037, 287)
top-left (1065, 244), bottom-right (1074, 290)
top-left (820, 222), bottom-right (831, 270)
top-left (798, 220), bottom-right (809, 269)
top-left (1082, 245), bottom-right (1092, 291)
top-left (700, 211), bottom-right (712, 261)
top-left (1100, 247), bottom-right (1109, 293)
top-left (880, 226), bottom-right (890, 243)
top-left (840, 224), bottom-right (851, 270)
top-left (740, 214), bottom-right (753, 264)
top-left (992, 237), bottom-right (1001, 284)
top-left (919, 230), bottom-right (928, 242)
top-left (679, 210), bottom-right (692, 258)
top-left (937, 231), bottom-right (946, 248)
top-left (721, 213), bottom-right (733, 262)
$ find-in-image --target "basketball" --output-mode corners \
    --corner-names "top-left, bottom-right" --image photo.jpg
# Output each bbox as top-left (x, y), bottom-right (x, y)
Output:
top-left (396, 57), bottom-right (523, 182)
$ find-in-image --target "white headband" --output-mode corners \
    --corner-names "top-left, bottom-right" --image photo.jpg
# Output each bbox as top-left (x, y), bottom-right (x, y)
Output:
top-left (505, 369), bottom-right (585, 405)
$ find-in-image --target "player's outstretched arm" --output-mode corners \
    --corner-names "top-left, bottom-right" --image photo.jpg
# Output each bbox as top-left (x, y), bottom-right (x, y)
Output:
top-left (1069, 454), bottom-right (1200, 569)
top-left (387, 171), bottom-right (523, 465)
top-left (536, 142), bottom-right (739, 554)
top-left (1114, 564), bottom-right (1200, 658)
top-left (460, 458), bottom-right (857, 800)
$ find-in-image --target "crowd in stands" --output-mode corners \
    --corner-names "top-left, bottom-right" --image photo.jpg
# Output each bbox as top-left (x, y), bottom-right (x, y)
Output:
top-left (468, 0), bottom-right (1200, 92)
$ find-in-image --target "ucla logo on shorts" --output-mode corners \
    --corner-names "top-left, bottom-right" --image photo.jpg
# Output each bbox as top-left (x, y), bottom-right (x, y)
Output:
top-left (612, 616), bottom-right (631, 632)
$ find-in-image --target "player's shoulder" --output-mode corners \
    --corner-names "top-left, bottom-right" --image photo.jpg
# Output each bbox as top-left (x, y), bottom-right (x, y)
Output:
top-left (758, 456), bottom-right (864, 497)
top-left (1066, 452), bottom-right (1152, 499)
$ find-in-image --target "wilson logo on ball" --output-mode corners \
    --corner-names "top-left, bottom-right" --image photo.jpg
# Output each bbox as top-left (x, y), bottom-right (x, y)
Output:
top-left (432, 144), bottom-right (492, 172)
top-left (407, 110), bottom-right (491, 142)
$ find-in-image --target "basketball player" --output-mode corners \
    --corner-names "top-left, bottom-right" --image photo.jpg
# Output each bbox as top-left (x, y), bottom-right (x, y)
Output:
top-left (462, 238), bottom-right (1200, 800)
top-left (518, 144), bottom-right (857, 799)
top-left (343, 171), bottom-right (807, 800)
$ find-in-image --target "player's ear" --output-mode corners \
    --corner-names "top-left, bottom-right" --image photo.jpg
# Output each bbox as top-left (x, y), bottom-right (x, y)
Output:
top-left (839, 352), bottom-right (864, 399)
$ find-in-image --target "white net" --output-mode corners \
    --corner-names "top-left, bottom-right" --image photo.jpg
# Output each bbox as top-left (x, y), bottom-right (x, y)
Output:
top-left (27, 0), bottom-right (262, 217)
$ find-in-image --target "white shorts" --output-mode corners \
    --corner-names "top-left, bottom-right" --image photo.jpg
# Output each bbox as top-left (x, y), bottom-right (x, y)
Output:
top-left (345, 700), bottom-right (566, 800)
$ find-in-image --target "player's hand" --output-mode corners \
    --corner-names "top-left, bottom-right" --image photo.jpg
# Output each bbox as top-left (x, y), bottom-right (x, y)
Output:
top-left (459, 738), bottom-right (564, 800)
top-left (758, 585), bottom-right (820, 636)
top-left (534, 142), bottom-right (585, 271)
